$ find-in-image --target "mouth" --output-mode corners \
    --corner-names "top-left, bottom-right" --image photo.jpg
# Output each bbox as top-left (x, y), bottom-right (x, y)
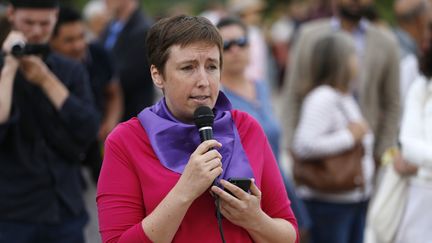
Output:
top-left (190, 95), bottom-right (210, 103)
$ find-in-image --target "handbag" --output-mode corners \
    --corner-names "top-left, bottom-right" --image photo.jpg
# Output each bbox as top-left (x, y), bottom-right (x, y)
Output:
top-left (291, 98), bottom-right (365, 192)
top-left (364, 164), bottom-right (408, 243)
top-left (292, 143), bottom-right (364, 192)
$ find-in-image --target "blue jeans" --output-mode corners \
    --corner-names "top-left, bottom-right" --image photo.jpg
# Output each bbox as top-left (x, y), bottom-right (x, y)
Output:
top-left (0, 212), bottom-right (88, 243)
top-left (304, 199), bottom-right (368, 243)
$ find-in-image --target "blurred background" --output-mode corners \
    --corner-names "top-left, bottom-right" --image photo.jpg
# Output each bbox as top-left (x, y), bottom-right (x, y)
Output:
top-left (60, 0), bottom-right (395, 24)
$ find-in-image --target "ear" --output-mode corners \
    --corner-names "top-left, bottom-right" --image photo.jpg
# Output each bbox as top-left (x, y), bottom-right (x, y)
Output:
top-left (7, 6), bottom-right (15, 23)
top-left (53, 8), bottom-right (59, 22)
top-left (151, 65), bottom-right (164, 89)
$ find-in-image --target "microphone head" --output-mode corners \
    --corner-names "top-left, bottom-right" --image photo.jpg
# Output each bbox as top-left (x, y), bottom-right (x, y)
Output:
top-left (193, 106), bottom-right (214, 128)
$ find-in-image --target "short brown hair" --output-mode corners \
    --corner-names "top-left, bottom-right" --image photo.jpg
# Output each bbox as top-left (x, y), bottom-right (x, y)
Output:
top-left (146, 15), bottom-right (223, 75)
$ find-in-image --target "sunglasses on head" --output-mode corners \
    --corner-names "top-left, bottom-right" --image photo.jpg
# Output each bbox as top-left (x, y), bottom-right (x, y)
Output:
top-left (223, 36), bottom-right (249, 51)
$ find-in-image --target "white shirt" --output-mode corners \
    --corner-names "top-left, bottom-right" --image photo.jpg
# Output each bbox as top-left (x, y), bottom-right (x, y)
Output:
top-left (293, 85), bottom-right (374, 202)
top-left (399, 54), bottom-right (420, 111)
top-left (400, 76), bottom-right (432, 184)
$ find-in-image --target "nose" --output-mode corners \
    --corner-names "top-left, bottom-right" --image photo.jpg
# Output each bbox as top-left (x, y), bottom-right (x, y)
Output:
top-left (30, 24), bottom-right (43, 41)
top-left (196, 66), bottom-right (210, 88)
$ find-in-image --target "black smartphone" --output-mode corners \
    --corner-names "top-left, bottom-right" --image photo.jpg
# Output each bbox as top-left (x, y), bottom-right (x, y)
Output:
top-left (224, 178), bottom-right (251, 196)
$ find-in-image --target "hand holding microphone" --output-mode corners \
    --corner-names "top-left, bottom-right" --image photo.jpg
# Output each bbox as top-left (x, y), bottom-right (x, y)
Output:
top-left (175, 106), bottom-right (223, 201)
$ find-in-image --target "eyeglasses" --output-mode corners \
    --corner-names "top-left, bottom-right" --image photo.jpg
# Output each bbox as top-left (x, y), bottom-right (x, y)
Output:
top-left (223, 37), bottom-right (249, 51)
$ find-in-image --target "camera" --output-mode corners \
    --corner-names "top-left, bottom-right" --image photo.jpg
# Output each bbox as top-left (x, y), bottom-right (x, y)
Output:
top-left (11, 42), bottom-right (50, 57)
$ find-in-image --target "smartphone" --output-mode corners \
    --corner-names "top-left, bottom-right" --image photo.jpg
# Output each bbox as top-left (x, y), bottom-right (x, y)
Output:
top-left (224, 178), bottom-right (251, 196)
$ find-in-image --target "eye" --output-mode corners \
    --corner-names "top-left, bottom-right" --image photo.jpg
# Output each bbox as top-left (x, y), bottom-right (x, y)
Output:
top-left (24, 20), bottom-right (34, 26)
top-left (181, 65), bottom-right (193, 71)
top-left (40, 21), bottom-right (50, 27)
top-left (207, 64), bottom-right (218, 71)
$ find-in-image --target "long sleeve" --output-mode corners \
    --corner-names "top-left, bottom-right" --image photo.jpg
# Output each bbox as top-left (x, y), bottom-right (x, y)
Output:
top-left (373, 35), bottom-right (401, 159)
top-left (293, 86), bottom-right (355, 159)
top-left (400, 77), bottom-right (432, 169)
top-left (97, 129), bottom-right (151, 243)
top-left (57, 62), bottom-right (100, 149)
top-left (33, 59), bottom-right (100, 163)
top-left (0, 55), bottom-right (100, 163)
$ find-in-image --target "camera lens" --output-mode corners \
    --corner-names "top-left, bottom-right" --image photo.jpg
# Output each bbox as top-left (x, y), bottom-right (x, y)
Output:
top-left (11, 42), bottom-right (26, 57)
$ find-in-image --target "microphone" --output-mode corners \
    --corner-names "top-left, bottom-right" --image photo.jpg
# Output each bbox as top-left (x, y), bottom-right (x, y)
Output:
top-left (193, 106), bottom-right (214, 142)
top-left (194, 107), bottom-right (225, 240)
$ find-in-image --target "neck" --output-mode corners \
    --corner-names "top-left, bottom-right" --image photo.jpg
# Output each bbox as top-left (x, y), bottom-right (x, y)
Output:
top-left (116, 0), bottom-right (138, 22)
top-left (340, 17), bottom-right (359, 32)
top-left (222, 71), bottom-right (248, 88)
top-left (221, 71), bottom-right (256, 100)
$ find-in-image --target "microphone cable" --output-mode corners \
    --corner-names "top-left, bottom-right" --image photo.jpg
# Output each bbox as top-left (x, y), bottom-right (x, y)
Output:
top-left (215, 195), bottom-right (226, 243)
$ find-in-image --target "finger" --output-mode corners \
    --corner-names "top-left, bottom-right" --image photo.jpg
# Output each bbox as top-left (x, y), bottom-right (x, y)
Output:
top-left (209, 167), bottom-right (223, 179)
top-left (219, 201), bottom-right (235, 218)
top-left (3, 31), bottom-right (26, 52)
top-left (205, 157), bottom-right (222, 171)
top-left (193, 140), bottom-right (222, 155)
top-left (249, 178), bottom-right (261, 197)
top-left (221, 179), bottom-right (249, 201)
top-left (211, 185), bottom-right (239, 204)
top-left (19, 56), bottom-right (36, 67)
top-left (202, 150), bottom-right (222, 163)
top-left (21, 55), bottom-right (40, 64)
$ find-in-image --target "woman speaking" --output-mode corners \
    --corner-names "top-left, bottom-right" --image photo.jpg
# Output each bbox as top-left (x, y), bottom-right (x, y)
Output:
top-left (96, 15), bottom-right (298, 243)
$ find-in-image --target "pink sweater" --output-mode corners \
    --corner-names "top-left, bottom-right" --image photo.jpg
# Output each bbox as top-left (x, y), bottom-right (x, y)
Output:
top-left (97, 110), bottom-right (298, 242)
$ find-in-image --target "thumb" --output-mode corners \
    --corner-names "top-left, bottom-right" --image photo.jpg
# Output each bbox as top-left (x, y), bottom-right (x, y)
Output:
top-left (249, 178), bottom-right (261, 197)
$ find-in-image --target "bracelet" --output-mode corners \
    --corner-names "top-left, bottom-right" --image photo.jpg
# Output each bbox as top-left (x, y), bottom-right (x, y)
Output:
top-left (381, 147), bottom-right (399, 166)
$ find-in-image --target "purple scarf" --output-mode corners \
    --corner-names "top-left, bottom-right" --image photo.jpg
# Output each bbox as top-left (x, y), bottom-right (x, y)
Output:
top-left (138, 92), bottom-right (254, 183)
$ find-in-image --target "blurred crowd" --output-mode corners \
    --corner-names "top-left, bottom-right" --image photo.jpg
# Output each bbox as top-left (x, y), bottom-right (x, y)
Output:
top-left (1, 0), bottom-right (432, 242)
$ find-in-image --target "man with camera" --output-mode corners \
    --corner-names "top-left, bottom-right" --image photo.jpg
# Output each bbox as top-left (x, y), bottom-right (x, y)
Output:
top-left (0, 1), bottom-right (99, 242)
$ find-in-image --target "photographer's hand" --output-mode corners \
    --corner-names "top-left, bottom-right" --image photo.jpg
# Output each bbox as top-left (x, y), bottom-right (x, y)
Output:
top-left (2, 31), bottom-right (26, 54)
top-left (0, 32), bottom-right (23, 123)
top-left (0, 55), bottom-right (19, 123)
top-left (20, 56), bottom-right (69, 110)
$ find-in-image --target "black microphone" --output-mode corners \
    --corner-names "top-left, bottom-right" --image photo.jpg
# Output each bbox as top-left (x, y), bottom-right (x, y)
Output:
top-left (193, 106), bottom-right (214, 142)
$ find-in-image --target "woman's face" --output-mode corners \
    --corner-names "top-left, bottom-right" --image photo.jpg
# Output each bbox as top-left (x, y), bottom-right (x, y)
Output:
top-left (219, 24), bottom-right (249, 76)
top-left (151, 42), bottom-right (221, 123)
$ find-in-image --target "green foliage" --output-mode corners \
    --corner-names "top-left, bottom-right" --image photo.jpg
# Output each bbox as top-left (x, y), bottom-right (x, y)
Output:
top-left (376, 0), bottom-right (396, 24)
top-left (69, 0), bottom-right (396, 25)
